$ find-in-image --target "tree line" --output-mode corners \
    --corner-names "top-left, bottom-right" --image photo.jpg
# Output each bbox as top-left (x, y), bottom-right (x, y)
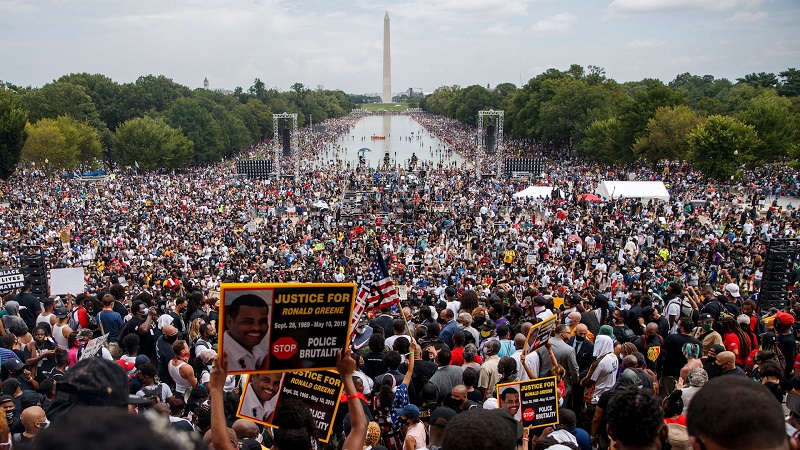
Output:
top-left (0, 75), bottom-right (352, 177)
top-left (420, 66), bottom-right (800, 179)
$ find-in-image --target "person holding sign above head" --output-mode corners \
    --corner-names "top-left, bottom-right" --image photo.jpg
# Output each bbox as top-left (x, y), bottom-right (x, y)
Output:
top-left (223, 294), bottom-right (270, 372)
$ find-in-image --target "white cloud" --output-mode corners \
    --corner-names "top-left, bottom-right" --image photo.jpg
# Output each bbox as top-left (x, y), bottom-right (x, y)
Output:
top-left (0, 0), bottom-right (39, 13)
top-left (482, 21), bottom-right (523, 36)
top-left (606, 0), bottom-right (760, 17)
top-left (728, 10), bottom-right (767, 22)
top-left (530, 13), bottom-right (576, 34)
top-left (624, 39), bottom-right (666, 49)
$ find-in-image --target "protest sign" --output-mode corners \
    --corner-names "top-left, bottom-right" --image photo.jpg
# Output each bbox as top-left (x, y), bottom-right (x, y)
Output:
top-left (238, 370), bottom-right (344, 443)
top-left (50, 267), bottom-right (85, 296)
top-left (220, 283), bottom-right (356, 374)
top-left (496, 376), bottom-right (559, 428)
top-left (523, 314), bottom-right (558, 353)
top-left (0, 269), bottom-right (25, 292)
top-left (80, 334), bottom-right (108, 360)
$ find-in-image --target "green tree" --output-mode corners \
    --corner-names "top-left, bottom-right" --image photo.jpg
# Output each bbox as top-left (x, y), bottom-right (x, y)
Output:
top-left (21, 82), bottom-right (103, 130)
top-left (424, 85), bottom-right (461, 117)
top-left (165, 97), bottom-right (226, 163)
top-left (538, 78), bottom-right (618, 148)
top-left (0, 90), bottom-right (28, 179)
top-left (634, 105), bottom-right (705, 164)
top-left (57, 73), bottom-right (123, 130)
top-left (21, 116), bottom-right (101, 170)
top-left (232, 100), bottom-right (273, 143)
top-left (112, 117), bottom-right (193, 170)
top-left (578, 118), bottom-right (624, 163)
top-left (778, 68), bottom-right (800, 97)
top-left (687, 115), bottom-right (761, 179)
top-left (134, 75), bottom-right (191, 113)
top-left (736, 72), bottom-right (778, 89)
top-left (738, 92), bottom-right (798, 162)
top-left (450, 85), bottom-right (498, 126)
top-left (617, 81), bottom-right (685, 162)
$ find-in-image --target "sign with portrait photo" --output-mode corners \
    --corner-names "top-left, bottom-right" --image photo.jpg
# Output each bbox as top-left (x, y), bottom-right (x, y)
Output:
top-left (219, 283), bottom-right (357, 374)
top-left (237, 370), bottom-right (344, 443)
top-left (523, 314), bottom-right (558, 353)
top-left (497, 376), bottom-right (559, 428)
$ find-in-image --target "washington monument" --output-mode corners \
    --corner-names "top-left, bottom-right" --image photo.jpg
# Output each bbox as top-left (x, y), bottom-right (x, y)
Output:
top-left (382, 11), bottom-right (391, 103)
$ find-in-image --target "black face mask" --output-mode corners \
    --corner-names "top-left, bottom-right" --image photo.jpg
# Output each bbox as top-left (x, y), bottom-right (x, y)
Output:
top-left (5, 411), bottom-right (13, 422)
top-left (442, 396), bottom-right (460, 410)
top-left (164, 334), bottom-right (178, 344)
top-left (575, 336), bottom-right (585, 342)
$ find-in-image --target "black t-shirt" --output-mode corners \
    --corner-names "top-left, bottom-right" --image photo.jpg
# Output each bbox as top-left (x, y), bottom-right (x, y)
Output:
top-left (654, 316), bottom-right (670, 339)
top-left (361, 351), bottom-right (387, 380)
top-left (777, 333), bottom-right (797, 378)
top-left (121, 316), bottom-right (156, 358)
top-left (633, 335), bottom-right (664, 373)
top-left (14, 293), bottom-right (41, 330)
top-left (662, 334), bottom-right (702, 377)
top-left (626, 305), bottom-right (643, 334)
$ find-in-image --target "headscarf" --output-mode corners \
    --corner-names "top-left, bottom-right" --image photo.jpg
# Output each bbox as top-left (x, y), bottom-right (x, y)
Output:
top-left (617, 368), bottom-right (641, 391)
top-left (686, 368), bottom-right (708, 388)
top-left (593, 335), bottom-right (614, 358)
top-left (598, 325), bottom-right (614, 340)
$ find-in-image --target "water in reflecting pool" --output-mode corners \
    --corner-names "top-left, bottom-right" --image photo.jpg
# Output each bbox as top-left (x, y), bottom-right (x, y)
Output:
top-left (326, 115), bottom-right (466, 169)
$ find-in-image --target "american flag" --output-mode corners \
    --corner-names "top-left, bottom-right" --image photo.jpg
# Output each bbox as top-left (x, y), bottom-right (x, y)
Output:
top-left (349, 248), bottom-right (400, 339)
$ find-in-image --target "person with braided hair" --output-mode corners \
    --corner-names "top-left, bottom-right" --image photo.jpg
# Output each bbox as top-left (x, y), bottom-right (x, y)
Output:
top-left (719, 317), bottom-right (751, 367)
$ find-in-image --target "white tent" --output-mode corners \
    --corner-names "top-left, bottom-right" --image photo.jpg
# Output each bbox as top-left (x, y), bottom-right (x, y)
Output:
top-left (513, 186), bottom-right (556, 199)
top-left (595, 181), bottom-right (670, 201)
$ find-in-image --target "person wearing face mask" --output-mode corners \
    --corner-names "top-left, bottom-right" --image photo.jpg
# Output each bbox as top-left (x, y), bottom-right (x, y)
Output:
top-left (703, 344), bottom-right (726, 379)
top-left (445, 384), bottom-right (479, 413)
top-left (12, 405), bottom-right (47, 449)
top-left (397, 404), bottom-right (426, 450)
top-left (690, 313), bottom-right (722, 359)
top-left (0, 396), bottom-right (20, 436)
top-left (155, 324), bottom-right (179, 389)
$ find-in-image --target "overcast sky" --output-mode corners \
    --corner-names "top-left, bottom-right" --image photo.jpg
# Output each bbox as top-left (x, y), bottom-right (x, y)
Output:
top-left (1, 0), bottom-right (797, 95)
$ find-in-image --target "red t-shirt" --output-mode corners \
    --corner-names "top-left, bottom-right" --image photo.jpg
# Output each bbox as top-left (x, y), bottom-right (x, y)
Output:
top-left (665, 415), bottom-right (687, 426)
top-left (724, 332), bottom-right (744, 365)
top-left (745, 349), bottom-right (759, 367)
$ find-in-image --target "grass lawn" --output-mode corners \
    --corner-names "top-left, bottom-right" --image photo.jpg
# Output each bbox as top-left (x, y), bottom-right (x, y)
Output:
top-left (357, 103), bottom-right (409, 111)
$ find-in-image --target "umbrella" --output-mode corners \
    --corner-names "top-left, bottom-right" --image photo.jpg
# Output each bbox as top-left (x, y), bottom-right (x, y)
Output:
top-left (579, 193), bottom-right (602, 203)
top-left (312, 200), bottom-right (329, 209)
top-left (358, 148), bottom-right (372, 153)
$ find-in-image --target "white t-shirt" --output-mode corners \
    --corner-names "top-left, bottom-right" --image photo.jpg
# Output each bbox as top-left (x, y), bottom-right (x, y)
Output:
top-left (591, 353), bottom-right (618, 404)
top-left (665, 299), bottom-right (682, 334)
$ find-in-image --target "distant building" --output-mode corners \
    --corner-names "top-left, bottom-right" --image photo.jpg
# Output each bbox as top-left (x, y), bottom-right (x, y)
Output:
top-left (204, 77), bottom-right (209, 90)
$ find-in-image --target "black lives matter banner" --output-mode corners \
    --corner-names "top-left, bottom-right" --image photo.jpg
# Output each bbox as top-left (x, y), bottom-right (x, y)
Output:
top-left (220, 283), bottom-right (356, 374)
top-left (523, 314), bottom-right (558, 353)
top-left (266, 370), bottom-right (344, 443)
top-left (0, 269), bottom-right (25, 292)
top-left (497, 376), bottom-right (559, 429)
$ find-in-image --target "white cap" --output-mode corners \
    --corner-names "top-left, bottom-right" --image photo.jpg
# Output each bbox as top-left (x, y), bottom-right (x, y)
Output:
top-left (482, 397), bottom-right (498, 410)
top-left (724, 283), bottom-right (741, 298)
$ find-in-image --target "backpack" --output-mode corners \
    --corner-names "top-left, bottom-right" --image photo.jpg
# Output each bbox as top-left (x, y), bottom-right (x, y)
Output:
top-left (69, 308), bottom-right (83, 330)
top-left (141, 384), bottom-right (164, 403)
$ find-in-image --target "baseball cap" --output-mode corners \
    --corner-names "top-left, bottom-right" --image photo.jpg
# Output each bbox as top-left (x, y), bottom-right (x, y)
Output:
top-left (445, 286), bottom-right (457, 297)
top-left (2, 359), bottom-right (25, 371)
top-left (55, 307), bottom-right (69, 319)
top-left (397, 404), bottom-right (420, 420)
top-left (724, 283), bottom-right (741, 298)
top-left (478, 319), bottom-right (496, 331)
top-left (776, 312), bottom-right (795, 326)
top-left (699, 313), bottom-right (714, 322)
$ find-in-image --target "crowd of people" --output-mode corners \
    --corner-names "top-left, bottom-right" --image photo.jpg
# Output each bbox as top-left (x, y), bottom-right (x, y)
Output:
top-left (0, 109), bottom-right (798, 449)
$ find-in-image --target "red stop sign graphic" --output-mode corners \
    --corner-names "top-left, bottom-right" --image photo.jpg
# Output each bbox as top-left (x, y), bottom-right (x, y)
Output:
top-left (272, 337), bottom-right (298, 359)
top-left (522, 408), bottom-right (535, 422)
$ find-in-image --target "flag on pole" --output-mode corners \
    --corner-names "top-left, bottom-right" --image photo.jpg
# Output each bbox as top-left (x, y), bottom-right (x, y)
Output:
top-left (350, 248), bottom-right (400, 339)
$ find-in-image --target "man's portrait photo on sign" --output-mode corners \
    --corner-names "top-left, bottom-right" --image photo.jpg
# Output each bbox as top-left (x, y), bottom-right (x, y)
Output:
top-left (221, 290), bottom-right (273, 373)
top-left (498, 384), bottom-right (521, 421)
top-left (238, 373), bottom-right (284, 424)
